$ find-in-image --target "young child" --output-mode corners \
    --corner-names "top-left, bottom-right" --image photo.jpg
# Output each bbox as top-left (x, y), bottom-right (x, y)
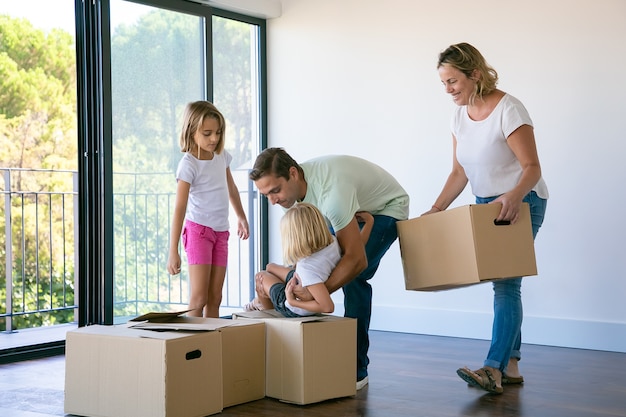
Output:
top-left (248, 203), bottom-right (373, 317)
top-left (167, 101), bottom-right (249, 318)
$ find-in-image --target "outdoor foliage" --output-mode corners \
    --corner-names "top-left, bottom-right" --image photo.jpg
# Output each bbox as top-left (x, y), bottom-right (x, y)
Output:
top-left (1, 9), bottom-right (255, 328)
top-left (0, 14), bottom-right (77, 330)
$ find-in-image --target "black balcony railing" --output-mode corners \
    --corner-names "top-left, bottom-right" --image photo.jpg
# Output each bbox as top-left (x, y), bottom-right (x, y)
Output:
top-left (1, 168), bottom-right (78, 334)
top-left (1, 167), bottom-right (257, 334)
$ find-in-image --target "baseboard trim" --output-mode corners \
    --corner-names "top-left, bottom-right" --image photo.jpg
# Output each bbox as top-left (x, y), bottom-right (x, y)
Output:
top-left (366, 305), bottom-right (626, 353)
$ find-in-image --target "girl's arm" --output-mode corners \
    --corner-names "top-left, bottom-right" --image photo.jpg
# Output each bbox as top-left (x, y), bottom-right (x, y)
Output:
top-left (285, 279), bottom-right (334, 313)
top-left (355, 211), bottom-right (374, 245)
top-left (226, 167), bottom-right (250, 240)
top-left (166, 180), bottom-right (190, 275)
top-left (266, 263), bottom-right (293, 280)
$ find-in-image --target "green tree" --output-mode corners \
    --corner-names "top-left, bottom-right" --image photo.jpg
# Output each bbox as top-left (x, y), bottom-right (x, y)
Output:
top-left (0, 15), bottom-right (77, 330)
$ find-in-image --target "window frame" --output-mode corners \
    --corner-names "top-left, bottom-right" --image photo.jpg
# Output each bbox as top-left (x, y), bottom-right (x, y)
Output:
top-left (76, 0), bottom-right (268, 328)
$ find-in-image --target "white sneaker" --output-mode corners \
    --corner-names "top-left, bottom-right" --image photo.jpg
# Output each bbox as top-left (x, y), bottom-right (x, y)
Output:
top-left (356, 376), bottom-right (369, 390)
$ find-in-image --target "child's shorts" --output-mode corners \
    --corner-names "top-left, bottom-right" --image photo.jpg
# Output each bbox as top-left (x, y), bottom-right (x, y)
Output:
top-left (182, 220), bottom-right (229, 267)
top-left (269, 270), bottom-right (302, 318)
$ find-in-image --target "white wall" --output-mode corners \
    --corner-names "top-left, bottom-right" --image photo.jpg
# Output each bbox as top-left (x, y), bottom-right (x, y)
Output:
top-left (265, 0), bottom-right (626, 352)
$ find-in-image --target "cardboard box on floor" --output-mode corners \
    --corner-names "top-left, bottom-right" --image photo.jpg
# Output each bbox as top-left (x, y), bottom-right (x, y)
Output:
top-left (233, 310), bottom-right (357, 405)
top-left (397, 202), bottom-right (537, 291)
top-left (128, 314), bottom-right (266, 408)
top-left (64, 323), bottom-right (223, 417)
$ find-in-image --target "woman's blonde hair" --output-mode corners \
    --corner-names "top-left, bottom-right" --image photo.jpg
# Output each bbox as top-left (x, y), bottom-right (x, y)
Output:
top-left (179, 100), bottom-right (226, 154)
top-left (438, 42), bottom-right (499, 106)
top-left (280, 203), bottom-right (334, 266)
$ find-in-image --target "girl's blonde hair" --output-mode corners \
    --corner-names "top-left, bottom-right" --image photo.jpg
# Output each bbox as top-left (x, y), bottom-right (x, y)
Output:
top-left (280, 203), bottom-right (334, 266)
top-left (179, 100), bottom-right (226, 154)
top-left (437, 42), bottom-right (499, 106)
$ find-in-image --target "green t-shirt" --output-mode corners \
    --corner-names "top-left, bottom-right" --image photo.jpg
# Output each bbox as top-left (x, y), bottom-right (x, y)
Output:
top-left (301, 155), bottom-right (409, 232)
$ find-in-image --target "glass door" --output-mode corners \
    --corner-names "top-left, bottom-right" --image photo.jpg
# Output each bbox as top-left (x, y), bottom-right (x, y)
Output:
top-left (109, 0), bottom-right (262, 322)
top-left (0, 0), bottom-right (78, 355)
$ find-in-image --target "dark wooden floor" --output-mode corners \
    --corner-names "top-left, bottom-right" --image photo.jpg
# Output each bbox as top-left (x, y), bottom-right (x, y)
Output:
top-left (1, 330), bottom-right (625, 417)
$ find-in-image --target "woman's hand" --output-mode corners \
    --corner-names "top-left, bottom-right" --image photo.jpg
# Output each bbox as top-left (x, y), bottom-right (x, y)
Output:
top-left (421, 207), bottom-right (440, 216)
top-left (492, 192), bottom-right (524, 223)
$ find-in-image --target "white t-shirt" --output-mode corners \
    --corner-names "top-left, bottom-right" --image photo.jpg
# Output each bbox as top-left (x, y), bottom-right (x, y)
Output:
top-left (452, 94), bottom-right (549, 199)
top-left (175, 150), bottom-right (232, 231)
top-left (286, 237), bottom-right (341, 316)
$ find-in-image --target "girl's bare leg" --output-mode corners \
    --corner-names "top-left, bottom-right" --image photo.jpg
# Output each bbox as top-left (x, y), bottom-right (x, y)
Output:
top-left (203, 265), bottom-right (226, 318)
top-left (188, 264), bottom-right (211, 317)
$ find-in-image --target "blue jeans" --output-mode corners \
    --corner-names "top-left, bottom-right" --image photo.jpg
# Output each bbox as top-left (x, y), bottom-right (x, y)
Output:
top-left (475, 191), bottom-right (547, 372)
top-left (342, 215), bottom-right (399, 381)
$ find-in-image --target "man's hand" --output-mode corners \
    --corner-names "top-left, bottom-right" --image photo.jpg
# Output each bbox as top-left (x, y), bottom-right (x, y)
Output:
top-left (290, 273), bottom-right (313, 301)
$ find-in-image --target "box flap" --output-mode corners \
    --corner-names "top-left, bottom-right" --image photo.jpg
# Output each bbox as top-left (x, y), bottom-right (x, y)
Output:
top-left (233, 310), bottom-right (331, 323)
top-left (128, 316), bottom-right (236, 332)
top-left (129, 309), bottom-right (195, 322)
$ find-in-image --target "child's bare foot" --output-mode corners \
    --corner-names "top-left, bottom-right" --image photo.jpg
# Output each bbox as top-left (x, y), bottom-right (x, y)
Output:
top-left (243, 297), bottom-right (265, 311)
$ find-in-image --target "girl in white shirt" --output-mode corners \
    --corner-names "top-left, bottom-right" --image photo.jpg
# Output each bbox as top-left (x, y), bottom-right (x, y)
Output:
top-left (166, 101), bottom-right (249, 318)
top-left (250, 203), bottom-right (373, 317)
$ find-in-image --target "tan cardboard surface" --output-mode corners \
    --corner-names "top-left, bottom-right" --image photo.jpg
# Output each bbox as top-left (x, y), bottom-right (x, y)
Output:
top-left (64, 324), bottom-right (222, 417)
top-left (129, 314), bottom-right (266, 408)
top-left (398, 203), bottom-right (537, 291)
top-left (233, 311), bottom-right (356, 404)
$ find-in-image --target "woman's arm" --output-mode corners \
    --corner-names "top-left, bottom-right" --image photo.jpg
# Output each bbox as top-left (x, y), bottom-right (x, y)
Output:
top-left (492, 124), bottom-right (542, 223)
top-left (422, 135), bottom-right (468, 215)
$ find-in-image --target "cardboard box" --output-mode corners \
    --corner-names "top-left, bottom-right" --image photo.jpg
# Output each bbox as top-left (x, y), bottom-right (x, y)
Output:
top-left (64, 324), bottom-right (222, 417)
top-left (397, 203), bottom-right (537, 291)
top-left (129, 315), bottom-right (266, 408)
top-left (233, 310), bottom-right (357, 405)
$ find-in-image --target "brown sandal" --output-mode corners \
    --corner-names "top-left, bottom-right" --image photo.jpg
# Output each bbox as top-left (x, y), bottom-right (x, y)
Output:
top-left (456, 366), bottom-right (503, 394)
top-left (502, 373), bottom-right (524, 384)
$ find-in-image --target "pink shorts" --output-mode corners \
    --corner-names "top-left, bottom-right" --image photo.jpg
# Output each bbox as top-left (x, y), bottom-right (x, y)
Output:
top-left (182, 220), bottom-right (229, 267)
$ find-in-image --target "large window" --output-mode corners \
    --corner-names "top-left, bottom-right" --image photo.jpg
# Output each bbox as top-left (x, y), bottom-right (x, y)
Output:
top-left (0, 0), bottom-right (265, 359)
top-left (0, 0), bottom-right (78, 348)
top-left (108, 0), bottom-right (263, 322)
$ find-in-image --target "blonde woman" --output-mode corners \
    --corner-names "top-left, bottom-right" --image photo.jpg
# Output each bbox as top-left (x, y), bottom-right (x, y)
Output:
top-left (251, 203), bottom-right (373, 317)
top-left (166, 101), bottom-right (249, 318)
top-left (426, 43), bottom-right (548, 394)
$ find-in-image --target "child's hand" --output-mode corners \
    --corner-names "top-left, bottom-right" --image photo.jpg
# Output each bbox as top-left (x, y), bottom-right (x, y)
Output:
top-left (167, 253), bottom-right (182, 275)
top-left (356, 211), bottom-right (373, 224)
top-left (237, 218), bottom-right (250, 240)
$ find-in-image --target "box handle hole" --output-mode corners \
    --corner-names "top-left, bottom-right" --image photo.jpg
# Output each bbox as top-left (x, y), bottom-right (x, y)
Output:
top-left (493, 219), bottom-right (511, 226)
top-left (186, 349), bottom-right (202, 360)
